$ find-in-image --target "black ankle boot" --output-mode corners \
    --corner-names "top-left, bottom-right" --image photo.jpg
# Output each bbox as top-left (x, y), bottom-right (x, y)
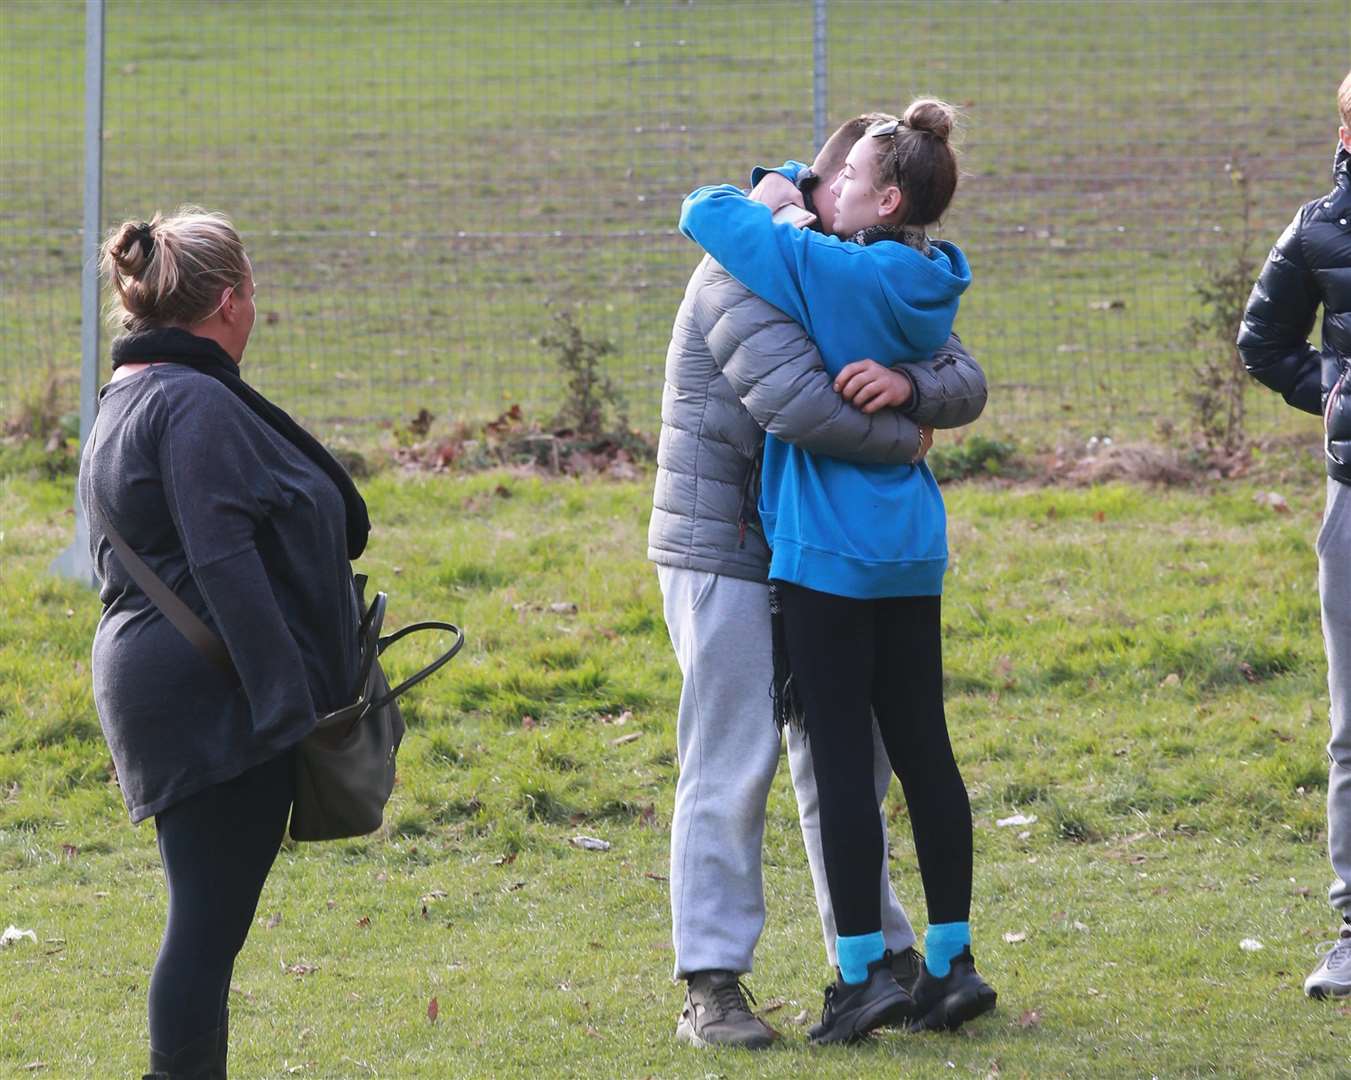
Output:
top-left (144, 1020), bottom-right (228, 1080)
top-left (908, 946), bottom-right (997, 1032)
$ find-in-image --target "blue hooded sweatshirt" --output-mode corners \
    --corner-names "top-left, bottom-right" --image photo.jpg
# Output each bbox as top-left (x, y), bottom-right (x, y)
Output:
top-left (678, 164), bottom-right (972, 598)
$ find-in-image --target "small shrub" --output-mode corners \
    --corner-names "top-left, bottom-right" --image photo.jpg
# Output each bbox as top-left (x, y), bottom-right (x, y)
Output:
top-left (928, 435), bottom-right (1017, 483)
top-left (539, 310), bottom-right (626, 437)
top-left (1186, 164), bottom-right (1259, 452)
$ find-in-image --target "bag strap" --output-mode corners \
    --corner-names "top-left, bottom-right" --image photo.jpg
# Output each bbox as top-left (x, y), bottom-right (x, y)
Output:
top-left (96, 496), bottom-right (241, 686)
top-left (95, 496), bottom-right (462, 711)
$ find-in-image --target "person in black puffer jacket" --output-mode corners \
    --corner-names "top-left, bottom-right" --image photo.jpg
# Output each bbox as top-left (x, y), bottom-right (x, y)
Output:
top-left (1237, 69), bottom-right (1351, 1000)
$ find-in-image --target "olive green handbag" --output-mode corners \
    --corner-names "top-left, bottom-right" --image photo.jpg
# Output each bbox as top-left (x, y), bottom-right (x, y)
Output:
top-left (101, 511), bottom-right (463, 842)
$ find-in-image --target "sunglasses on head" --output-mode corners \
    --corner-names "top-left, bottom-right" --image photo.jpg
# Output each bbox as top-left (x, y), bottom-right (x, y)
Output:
top-left (866, 118), bottom-right (903, 139)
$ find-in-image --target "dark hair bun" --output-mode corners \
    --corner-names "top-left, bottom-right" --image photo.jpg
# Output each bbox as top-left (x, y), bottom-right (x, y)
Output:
top-left (903, 98), bottom-right (955, 142)
top-left (109, 220), bottom-right (154, 278)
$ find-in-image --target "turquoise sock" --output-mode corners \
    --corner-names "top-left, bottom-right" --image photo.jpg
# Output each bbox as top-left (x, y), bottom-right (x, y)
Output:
top-left (836, 931), bottom-right (886, 985)
top-left (924, 922), bottom-right (971, 978)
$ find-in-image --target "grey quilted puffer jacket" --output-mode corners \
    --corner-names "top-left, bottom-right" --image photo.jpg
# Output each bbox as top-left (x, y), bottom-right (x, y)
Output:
top-left (648, 254), bottom-right (988, 583)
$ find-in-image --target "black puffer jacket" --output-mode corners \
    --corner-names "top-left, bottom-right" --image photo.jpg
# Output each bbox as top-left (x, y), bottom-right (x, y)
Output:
top-left (1238, 143), bottom-right (1351, 484)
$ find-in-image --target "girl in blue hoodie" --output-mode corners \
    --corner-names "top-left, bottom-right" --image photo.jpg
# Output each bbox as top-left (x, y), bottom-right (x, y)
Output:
top-left (680, 99), bottom-right (995, 1043)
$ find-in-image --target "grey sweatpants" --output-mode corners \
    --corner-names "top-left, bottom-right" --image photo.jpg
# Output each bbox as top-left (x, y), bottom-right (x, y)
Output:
top-left (1319, 477), bottom-right (1351, 917)
top-left (658, 565), bottom-right (916, 978)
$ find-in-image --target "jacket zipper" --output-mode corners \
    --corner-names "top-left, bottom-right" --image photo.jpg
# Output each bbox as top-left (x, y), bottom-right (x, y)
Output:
top-left (1328, 368), bottom-right (1347, 432)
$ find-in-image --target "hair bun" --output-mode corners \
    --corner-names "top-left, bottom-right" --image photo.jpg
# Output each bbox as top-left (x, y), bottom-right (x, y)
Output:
top-left (903, 98), bottom-right (955, 142)
top-left (109, 220), bottom-right (154, 278)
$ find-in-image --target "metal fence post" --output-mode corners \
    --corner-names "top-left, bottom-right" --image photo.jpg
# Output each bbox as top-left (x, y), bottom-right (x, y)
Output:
top-left (812, 0), bottom-right (827, 152)
top-left (50, 0), bottom-right (104, 587)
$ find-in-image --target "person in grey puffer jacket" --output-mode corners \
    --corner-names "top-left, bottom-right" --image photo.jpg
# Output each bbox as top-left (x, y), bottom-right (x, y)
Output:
top-left (1237, 70), bottom-right (1351, 1001)
top-left (649, 115), bottom-right (989, 1048)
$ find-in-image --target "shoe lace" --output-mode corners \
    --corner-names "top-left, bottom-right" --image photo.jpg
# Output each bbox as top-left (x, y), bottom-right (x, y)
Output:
top-left (1315, 933), bottom-right (1351, 971)
top-left (710, 976), bottom-right (757, 1019)
top-left (818, 982), bottom-right (838, 1027)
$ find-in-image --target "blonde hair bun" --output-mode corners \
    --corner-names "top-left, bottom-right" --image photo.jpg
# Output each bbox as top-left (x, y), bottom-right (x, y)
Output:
top-left (903, 98), bottom-right (955, 142)
top-left (99, 207), bottom-right (247, 332)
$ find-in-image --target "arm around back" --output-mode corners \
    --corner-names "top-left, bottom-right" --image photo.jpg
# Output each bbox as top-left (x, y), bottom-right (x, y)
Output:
top-left (901, 332), bottom-right (988, 430)
top-left (1237, 209), bottom-right (1325, 416)
top-left (692, 263), bottom-right (922, 465)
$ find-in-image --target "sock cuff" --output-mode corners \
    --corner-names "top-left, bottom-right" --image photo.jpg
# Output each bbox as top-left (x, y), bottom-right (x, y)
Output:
top-left (836, 931), bottom-right (886, 985)
top-left (924, 921), bottom-right (971, 978)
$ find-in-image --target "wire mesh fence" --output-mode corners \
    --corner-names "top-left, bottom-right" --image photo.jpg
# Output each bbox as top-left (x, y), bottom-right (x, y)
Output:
top-left (2, 0), bottom-right (1348, 446)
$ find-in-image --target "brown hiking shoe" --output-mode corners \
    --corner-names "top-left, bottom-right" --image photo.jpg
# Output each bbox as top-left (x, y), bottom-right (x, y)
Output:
top-left (675, 970), bottom-right (779, 1049)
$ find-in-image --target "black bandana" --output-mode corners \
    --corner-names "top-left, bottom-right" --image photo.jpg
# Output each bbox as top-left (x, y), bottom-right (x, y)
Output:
top-left (110, 327), bottom-right (370, 559)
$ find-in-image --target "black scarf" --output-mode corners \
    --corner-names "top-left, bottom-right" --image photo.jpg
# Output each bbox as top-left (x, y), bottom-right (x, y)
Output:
top-left (110, 327), bottom-right (370, 559)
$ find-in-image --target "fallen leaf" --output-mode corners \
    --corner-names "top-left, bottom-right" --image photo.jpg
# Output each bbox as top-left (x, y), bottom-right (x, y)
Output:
top-left (422, 889), bottom-right (449, 900)
top-left (1003, 931), bottom-right (1027, 944)
top-left (266, 912), bottom-right (282, 929)
top-left (996, 813), bottom-right (1037, 828)
top-left (570, 835), bottom-right (611, 852)
top-left (791, 1008), bottom-right (812, 1025)
top-left (756, 997), bottom-right (786, 1015)
top-left (60, 844), bottom-right (78, 860)
top-left (285, 962), bottom-right (319, 976)
top-left (1253, 491), bottom-right (1290, 513)
top-left (491, 853), bottom-right (517, 867)
top-left (427, 996), bottom-right (439, 1023)
top-left (1159, 673), bottom-right (1181, 688)
top-left (1239, 661), bottom-right (1259, 683)
top-left (505, 881), bottom-right (527, 893)
top-left (1294, 886), bottom-right (1311, 897)
top-left (583, 1025), bottom-right (601, 1038)
top-left (356, 916), bottom-right (371, 929)
top-left (1017, 1009), bottom-right (1042, 1029)
top-left (1088, 298), bottom-right (1125, 310)
top-left (644, 871), bottom-right (668, 883)
top-left (521, 715), bottom-right (537, 730)
top-left (611, 732), bottom-right (641, 747)
top-left (549, 602), bottom-right (579, 615)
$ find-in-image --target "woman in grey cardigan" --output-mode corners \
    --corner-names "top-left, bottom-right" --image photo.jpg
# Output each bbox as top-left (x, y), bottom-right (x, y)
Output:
top-left (79, 208), bottom-right (368, 1078)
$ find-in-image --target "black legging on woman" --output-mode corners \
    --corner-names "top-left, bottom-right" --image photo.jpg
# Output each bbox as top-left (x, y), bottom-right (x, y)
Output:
top-left (148, 751), bottom-right (294, 1063)
top-left (775, 583), bottom-right (972, 938)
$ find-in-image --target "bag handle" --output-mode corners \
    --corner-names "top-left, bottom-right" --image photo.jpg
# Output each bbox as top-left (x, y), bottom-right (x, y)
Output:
top-left (96, 496), bottom-right (241, 687)
top-left (371, 620), bottom-right (465, 710)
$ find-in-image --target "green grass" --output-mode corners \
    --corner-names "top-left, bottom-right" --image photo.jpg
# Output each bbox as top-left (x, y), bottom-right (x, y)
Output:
top-left (2, 1), bottom-right (1348, 440)
top-left (3, 447), bottom-right (1350, 1077)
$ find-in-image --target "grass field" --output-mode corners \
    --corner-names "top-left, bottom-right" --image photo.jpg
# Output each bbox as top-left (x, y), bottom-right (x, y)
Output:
top-left (3, 440), bottom-right (1350, 1077)
top-left (2, 1), bottom-right (1349, 439)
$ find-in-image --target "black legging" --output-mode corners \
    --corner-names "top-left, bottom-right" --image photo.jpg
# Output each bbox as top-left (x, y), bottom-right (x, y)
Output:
top-left (148, 750), bottom-right (294, 1055)
top-left (775, 582), bottom-right (972, 938)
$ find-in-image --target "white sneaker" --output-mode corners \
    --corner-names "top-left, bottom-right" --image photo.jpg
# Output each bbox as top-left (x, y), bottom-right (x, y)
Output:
top-left (1304, 925), bottom-right (1351, 1000)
